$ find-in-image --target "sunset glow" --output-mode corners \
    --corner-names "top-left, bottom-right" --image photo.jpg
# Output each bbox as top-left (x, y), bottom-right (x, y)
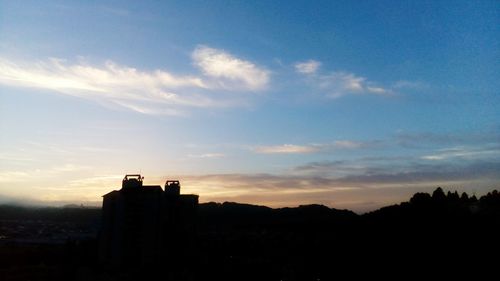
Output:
top-left (0, 1), bottom-right (498, 212)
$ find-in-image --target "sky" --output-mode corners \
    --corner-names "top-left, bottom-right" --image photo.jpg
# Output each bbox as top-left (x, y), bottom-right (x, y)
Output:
top-left (0, 0), bottom-right (498, 212)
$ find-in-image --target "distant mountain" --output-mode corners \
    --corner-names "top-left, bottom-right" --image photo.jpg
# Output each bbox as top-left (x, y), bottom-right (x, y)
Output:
top-left (198, 201), bottom-right (357, 229)
top-left (0, 205), bottom-right (101, 223)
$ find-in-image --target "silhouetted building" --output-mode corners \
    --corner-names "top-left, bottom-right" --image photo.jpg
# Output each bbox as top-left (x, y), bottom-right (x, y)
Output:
top-left (99, 175), bottom-right (198, 268)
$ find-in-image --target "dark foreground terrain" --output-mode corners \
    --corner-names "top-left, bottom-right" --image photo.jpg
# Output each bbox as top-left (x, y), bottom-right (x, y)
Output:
top-left (1, 187), bottom-right (499, 280)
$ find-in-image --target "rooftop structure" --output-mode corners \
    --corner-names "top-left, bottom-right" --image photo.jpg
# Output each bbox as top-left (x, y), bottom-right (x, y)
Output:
top-left (99, 174), bottom-right (198, 269)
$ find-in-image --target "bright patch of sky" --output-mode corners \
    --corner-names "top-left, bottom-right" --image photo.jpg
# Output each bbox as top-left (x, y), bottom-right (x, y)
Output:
top-left (0, 0), bottom-right (498, 212)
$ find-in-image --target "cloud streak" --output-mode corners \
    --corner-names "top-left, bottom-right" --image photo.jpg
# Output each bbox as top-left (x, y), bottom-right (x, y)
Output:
top-left (254, 144), bottom-right (320, 154)
top-left (180, 157), bottom-right (500, 212)
top-left (295, 59), bottom-right (393, 99)
top-left (420, 146), bottom-right (500, 161)
top-left (294, 60), bottom-right (321, 74)
top-left (254, 140), bottom-right (374, 154)
top-left (184, 160), bottom-right (500, 194)
top-left (192, 45), bottom-right (270, 91)
top-left (396, 131), bottom-right (500, 148)
top-left (0, 46), bottom-right (270, 115)
top-left (317, 71), bottom-right (393, 98)
top-left (187, 153), bottom-right (225, 159)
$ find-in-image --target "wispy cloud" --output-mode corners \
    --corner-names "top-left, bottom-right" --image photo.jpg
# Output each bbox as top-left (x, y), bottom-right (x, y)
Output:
top-left (192, 45), bottom-right (270, 91)
top-left (253, 140), bottom-right (372, 154)
top-left (0, 46), bottom-right (270, 115)
top-left (366, 86), bottom-right (388, 94)
top-left (50, 164), bottom-right (90, 173)
top-left (254, 144), bottom-right (319, 154)
top-left (184, 159), bottom-right (500, 194)
top-left (187, 153), bottom-right (225, 159)
top-left (0, 171), bottom-right (31, 183)
top-left (290, 144), bottom-right (500, 185)
top-left (294, 60), bottom-right (321, 74)
top-left (0, 164), bottom-right (90, 183)
top-left (293, 160), bottom-right (369, 176)
top-left (333, 140), bottom-right (366, 149)
top-left (318, 71), bottom-right (392, 98)
top-left (420, 146), bottom-right (500, 161)
top-left (396, 130), bottom-right (500, 148)
top-left (66, 175), bottom-right (123, 188)
top-left (180, 157), bottom-right (500, 212)
top-left (334, 160), bottom-right (500, 185)
top-left (0, 153), bottom-right (36, 163)
top-left (294, 59), bottom-right (393, 99)
top-left (392, 80), bottom-right (428, 89)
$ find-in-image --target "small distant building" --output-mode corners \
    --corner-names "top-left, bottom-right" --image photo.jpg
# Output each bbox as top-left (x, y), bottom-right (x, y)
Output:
top-left (99, 175), bottom-right (198, 268)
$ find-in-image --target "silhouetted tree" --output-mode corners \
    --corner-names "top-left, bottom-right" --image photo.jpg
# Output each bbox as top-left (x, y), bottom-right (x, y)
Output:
top-left (432, 187), bottom-right (446, 201)
top-left (410, 192), bottom-right (432, 205)
top-left (447, 191), bottom-right (460, 202)
top-left (460, 192), bottom-right (469, 202)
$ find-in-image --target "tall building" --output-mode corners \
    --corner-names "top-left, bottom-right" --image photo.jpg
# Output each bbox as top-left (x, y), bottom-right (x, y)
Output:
top-left (99, 175), bottom-right (198, 268)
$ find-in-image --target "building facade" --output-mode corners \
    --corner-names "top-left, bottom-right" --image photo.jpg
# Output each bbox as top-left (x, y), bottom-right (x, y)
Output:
top-left (99, 175), bottom-right (198, 268)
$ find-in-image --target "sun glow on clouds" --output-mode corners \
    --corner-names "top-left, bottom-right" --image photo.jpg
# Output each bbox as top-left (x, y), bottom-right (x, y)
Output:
top-left (0, 46), bottom-right (270, 115)
top-left (177, 162), bottom-right (500, 212)
top-left (0, 164), bottom-right (123, 204)
top-left (1, 143), bottom-right (499, 212)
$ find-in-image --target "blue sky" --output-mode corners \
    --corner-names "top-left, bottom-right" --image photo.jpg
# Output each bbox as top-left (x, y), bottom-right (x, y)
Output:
top-left (0, 0), bottom-right (499, 212)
